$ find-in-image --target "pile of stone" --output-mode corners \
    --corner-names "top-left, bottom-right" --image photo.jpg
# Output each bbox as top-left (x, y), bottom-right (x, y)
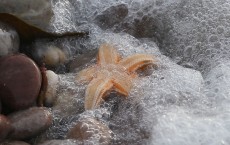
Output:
top-left (0, 7), bottom-right (112, 145)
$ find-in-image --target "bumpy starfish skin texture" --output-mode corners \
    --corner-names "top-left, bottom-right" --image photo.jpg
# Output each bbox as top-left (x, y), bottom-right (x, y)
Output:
top-left (76, 43), bottom-right (155, 110)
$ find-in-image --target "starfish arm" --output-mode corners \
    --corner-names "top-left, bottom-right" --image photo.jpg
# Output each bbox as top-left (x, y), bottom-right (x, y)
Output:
top-left (97, 43), bottom-right (120, 65)
top-left (112, 71), bottom-right (134, 96)
top-left (119, 54), bottom-right (155, 73)
top-left (85, 77), bottom-right (113, 110)
top-left (75, 66), bottom-right (97, 83)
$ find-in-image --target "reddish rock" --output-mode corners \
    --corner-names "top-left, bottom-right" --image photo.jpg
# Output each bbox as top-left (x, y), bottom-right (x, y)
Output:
top-left (1, 141), bottom-right (30, 145)
top-left (67, 118), bottom-right (112, 145)
top-left (0, 115), bottom-right (13, 142)
top-left (7, 107), bottom-right (52, 140)
top-left (0, 54), bottom-right (42, 111)
top-left (0, 99), bottom-right (2, 113)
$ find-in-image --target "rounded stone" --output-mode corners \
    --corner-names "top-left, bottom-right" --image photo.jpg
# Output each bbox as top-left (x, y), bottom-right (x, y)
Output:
top-left (0, 54), bottom-right (42, 111)
top-left (0, 99), bottom-right (2, 113)
top-left (67, 118), bottom-right (112, 145)
top-left (7, 107), bottom-right (52, 140)
top-left (32, 45), bottom-right (68, 68)
top-left (45, 70), bottom-right (59, 107)
top-left (42, 46), bottom-right (67, 67)
top-left (0, 114), bottom-right (13, 142)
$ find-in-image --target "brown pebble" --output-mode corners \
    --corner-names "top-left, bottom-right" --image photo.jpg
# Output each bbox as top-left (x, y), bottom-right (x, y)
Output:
top-left (0, 99), bottom-right (2, 113)
top-left (0, 115), bottom-right (13, 142)
top-left (1, 141), bottom-right (30, 145)
top-left (7, 107), bottom-right (52, 140)
top-left (67, 118), bottom-right (112, 145)
top-left (37, 139), bottom-right (79, 145)
top-left (0, 54), bottom-right (42, 111)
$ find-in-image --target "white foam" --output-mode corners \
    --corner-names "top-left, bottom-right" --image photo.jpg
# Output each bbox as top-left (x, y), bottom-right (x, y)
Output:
top-left (34, 0), bottom-right (230, 144)
top-left (150, 107), bottom-right (230, 145)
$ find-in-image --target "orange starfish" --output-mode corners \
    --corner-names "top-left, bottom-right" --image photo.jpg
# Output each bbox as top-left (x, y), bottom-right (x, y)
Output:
top-left (76, 43), bottom-right (155, 110)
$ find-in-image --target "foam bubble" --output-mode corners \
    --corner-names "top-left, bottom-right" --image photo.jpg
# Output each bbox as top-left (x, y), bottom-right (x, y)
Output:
top-left (31, 0), bottom-right (230, 144)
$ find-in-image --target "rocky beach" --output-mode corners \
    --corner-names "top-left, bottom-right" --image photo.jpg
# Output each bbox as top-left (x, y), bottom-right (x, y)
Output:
top-left (1, 0), bottom-right (230, 145)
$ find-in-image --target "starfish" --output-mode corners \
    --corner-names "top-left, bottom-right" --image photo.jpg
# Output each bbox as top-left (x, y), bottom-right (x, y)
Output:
top-left (76, 43), bottom-right (155, 110)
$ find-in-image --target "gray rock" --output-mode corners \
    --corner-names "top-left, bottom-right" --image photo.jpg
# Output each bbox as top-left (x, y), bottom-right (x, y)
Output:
top-left (0, 0), bottom-right (53, 30)
top-left (0, 22), bottom-right (19, 57)
top-left (94, 4), bottom-right (128, 29)
top-left (8, 107), bottom-right (52, 140)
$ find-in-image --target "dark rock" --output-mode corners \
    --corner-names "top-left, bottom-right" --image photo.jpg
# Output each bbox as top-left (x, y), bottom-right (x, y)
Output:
top-left (1, 141), bottom-right (30, 145)
top-left (67, 118), bottom-right (112, 145)
top-left (120, 15), bottom-right (158, 38)
top-left (94, 4), bottom-right (128, 29)
top-left (7, 107), bottom-right (52, 140)
top-left (37, 139), bottom-right (79, 145)
top-left (0, 99), bottom-right (2, 113)
top-left (0, 22), bottom-right (19, 57)
top-left (0, 115), bottom-right (13, 142)
top-left (0, 54), bottom-right (42, 111)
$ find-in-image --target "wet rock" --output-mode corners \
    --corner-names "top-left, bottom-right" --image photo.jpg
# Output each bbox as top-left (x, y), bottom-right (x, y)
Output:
top-left (0, 0), bottom-right (53, 30)
top-left (1, 141), bottom-right (30, 145)
top-left (0, 54), bottom-right (42, 111)
top-left (67, 118), bottom-right (112, 145)
top-left (0, 115), bottom-right (13, 142)
top-left (38, 70), bottom-right (59, 107)
top-left (37, 139), bottom-right (80, 145)
top-left (0, 13), bottom-right (88, 44)
top-left (32, 44), bottom-right (68, 68)
top-left (120, 15), bottom-right (158, 38)
top-left (42, 46), bottom-right (67, 67)
top-left (0, 99), bottom-right (2, 113)
top-left (8, 107), bottom-right (52, 140)
top-left (0, 22), bottom-right (19, 57)
top-left (43, 70), bottom-right (59, 107)
top-left (94, 4), bottom-right (128, 29)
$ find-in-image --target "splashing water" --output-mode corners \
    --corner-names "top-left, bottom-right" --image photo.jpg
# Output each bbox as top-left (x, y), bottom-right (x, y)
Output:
top-left (33, 0), bottom-right (230, 144)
